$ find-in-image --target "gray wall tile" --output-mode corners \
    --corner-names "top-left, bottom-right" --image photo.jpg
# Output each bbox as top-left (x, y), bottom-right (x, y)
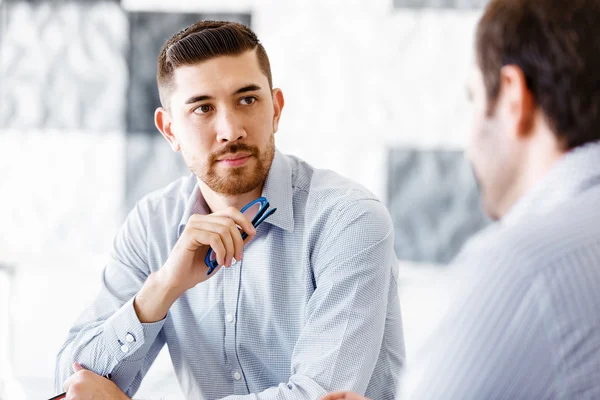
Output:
top-left (125, 133), bottom-right (190, 213)
top-left (0, 2), bottom-right (128, 131)
top-left (127, 12), bottom-right (251, 133)
top-left (394, 0), bottom-right (488, 9)
top-left (3, 0), bottom-right (120, 3)
top-left (387, 149), bottom-right (489, 263)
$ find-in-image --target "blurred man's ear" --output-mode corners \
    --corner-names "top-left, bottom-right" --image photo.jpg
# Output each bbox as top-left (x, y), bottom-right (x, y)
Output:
top-left (499, 65), bottom-right (536, 139)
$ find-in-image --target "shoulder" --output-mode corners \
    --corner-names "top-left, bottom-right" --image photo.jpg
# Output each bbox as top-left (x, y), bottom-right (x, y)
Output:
top-left (456, 190), bottom-right (600, 285)
top-left (287, 154), bottom-right (393, 233)
top-left (135, 174), bottom-right (195, 211)
top-left (126, 174), bottom-right (196, 227)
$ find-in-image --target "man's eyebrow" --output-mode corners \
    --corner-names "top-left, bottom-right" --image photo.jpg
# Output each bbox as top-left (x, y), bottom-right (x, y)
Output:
top-left (234, 84), bottom-right (262, 95)
top-left (184, 85), bottom-right (262, 104)
top-left (185, 94), bottom-right (214, 104)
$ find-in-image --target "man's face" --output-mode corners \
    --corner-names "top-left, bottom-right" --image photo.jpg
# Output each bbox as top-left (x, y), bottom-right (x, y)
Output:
top-left (161, 50), bottom-right (282, 196)
top-left (466, 63), bottom-right (521, 220)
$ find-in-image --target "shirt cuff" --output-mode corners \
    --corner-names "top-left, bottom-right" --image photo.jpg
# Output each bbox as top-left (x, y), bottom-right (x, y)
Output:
top-left (104, 296), bottom-right (166, 363)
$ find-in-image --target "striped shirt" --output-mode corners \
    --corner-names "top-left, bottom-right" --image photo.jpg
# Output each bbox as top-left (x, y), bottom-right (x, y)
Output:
top-left (400, 141), bottom-right (600, 399)
top-left (55, 149), bottom-right (405, 400)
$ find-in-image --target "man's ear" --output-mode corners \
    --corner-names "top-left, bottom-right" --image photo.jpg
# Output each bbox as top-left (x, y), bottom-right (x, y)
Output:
top-left (271, 88), bottom-right (285, 133)
top-left (155, 107), bottom-right (180, 151)
top-left (498, 65), bottom-right (536, 139)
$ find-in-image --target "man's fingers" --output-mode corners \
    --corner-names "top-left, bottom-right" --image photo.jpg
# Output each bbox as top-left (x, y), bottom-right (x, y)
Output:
top-left (63, 371), bottom-right (79, 392)
top-left (213, 207), bottom-right (257, 238)
top-left (63, 375), bottom-right (74, 392)
top-left (187, 217), bottom-right (244, 265)
top-left (203, 219), bottom-right (236, 266)
top-left (320, 392), bottom-right (346, 400)
top-left (200, 231), bottom-right (226, 267)
top-left (184, 210), bottom-right (259, 268)
top-left (321, 392), bottom-right (369, 400)
top-left (203, 213), bottom-right (253, 261)
top-left (205, 216), bottom-right (243, 265)
top-left (64, 362), bottom-right (88, 391)
top-left (185, 221), bottom-right (232, 266)
top-left (224, 217), bottom-right (245, 262)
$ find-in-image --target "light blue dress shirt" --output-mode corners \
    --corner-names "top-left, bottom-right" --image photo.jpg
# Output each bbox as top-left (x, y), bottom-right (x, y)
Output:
top-left (55, 149), bottom-right (405, 400)
top-left (400, 141), bottom-right (600, 399)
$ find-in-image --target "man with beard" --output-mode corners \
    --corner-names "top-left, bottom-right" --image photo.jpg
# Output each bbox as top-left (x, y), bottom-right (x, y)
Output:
top-left (54, 21), bottom-right (404, 400)
top-left (324, 0), bottom-right (600, 399)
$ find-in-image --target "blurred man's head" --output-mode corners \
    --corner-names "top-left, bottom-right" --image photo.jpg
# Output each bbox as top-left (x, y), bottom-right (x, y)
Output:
top-left (467, 0), bottom-right (600, 220)
top-left (154, 20), bottom-right (284, 196)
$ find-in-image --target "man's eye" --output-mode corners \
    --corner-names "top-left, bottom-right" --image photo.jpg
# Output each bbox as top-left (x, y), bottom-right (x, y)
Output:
top-left (194, 105), bottom-right (213, 114)
top-left (240, 97), bottom-right (256, 105)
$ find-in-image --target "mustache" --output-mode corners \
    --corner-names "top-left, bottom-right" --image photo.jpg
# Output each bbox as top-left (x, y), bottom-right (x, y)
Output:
top-left (210, 143), bottom-right (258, 162)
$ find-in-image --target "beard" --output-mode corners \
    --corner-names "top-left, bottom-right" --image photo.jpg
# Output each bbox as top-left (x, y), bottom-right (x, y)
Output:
top-left (196, 135), bottom-right (275, 196)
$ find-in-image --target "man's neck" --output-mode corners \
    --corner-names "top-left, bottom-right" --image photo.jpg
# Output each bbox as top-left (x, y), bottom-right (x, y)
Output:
top-left (198, 180), bottom-right (265, 213)
top-left (499, 128), bottom-right (566, 218)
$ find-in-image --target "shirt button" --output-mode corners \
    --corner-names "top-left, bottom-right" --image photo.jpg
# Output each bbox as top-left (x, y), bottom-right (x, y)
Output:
top-left (226, 314), bottom-right (234, 323)
top-left (125, 333), bottom-right (136, 343)
top-left (120, 344), bottom-right (130, 353)
top-left (231, 258), bottom-right (239, 266)
top-left (233, 371), bottom-right (242, 381)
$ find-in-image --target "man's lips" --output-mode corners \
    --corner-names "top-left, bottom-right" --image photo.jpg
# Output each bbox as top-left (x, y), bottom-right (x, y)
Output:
top-left (217, 153), bottom-right (252, 166)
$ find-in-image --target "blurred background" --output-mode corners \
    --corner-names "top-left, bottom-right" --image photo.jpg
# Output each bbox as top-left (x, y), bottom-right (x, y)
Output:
top-left (0, 0), bottom-right (489, 398)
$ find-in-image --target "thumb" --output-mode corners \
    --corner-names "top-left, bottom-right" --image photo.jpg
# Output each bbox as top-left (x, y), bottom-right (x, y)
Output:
top-left (73, 362), bottom-right (85, 372)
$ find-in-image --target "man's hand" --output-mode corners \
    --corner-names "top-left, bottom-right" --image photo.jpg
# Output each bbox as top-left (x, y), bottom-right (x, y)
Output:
top-left (134, 207), bottom-right (256, 323)
top-left (320, 392), bottom-right (371, 400)
top-left (63, 363), bottom-right (129, 400)
top-left (160, 207), bottom-right (256, 291)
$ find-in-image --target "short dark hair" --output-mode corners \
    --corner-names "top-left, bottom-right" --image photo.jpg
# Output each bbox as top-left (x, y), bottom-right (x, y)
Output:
top-left (476, 0), bottom-right (600, 149)
top-left (157, 20), bottom-right (272, 108)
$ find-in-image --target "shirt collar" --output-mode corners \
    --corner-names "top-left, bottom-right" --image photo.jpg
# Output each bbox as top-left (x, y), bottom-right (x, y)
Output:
top-left (260, 149), bottom-right (295, 233)
top-left (502, 140), bottom-right (600, 227)
top-left (177, 181), bottom-right (210, 237)
top-left (177, 148), bottom-right (295, 237)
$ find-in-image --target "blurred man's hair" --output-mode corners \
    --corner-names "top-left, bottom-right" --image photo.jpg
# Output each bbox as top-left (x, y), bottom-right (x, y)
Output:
top-left (476, 0), bottom-right (600, 149)
top-left (157, 20), bottom-right (272, 108)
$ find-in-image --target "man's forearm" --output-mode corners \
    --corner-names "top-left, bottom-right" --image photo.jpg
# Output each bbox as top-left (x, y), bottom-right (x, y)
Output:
top-left (133, 271), bottom-right (182, 323)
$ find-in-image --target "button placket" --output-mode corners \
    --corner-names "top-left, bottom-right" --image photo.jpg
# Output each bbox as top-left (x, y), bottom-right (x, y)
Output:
top-left (223, 258), bottom-right (247, 393)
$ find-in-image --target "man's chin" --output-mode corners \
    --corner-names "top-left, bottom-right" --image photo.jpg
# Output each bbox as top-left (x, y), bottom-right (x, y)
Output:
top-left (217, 165), bottom-right (251, 180)
top-left (206, 172), bottom-right (263, 196)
